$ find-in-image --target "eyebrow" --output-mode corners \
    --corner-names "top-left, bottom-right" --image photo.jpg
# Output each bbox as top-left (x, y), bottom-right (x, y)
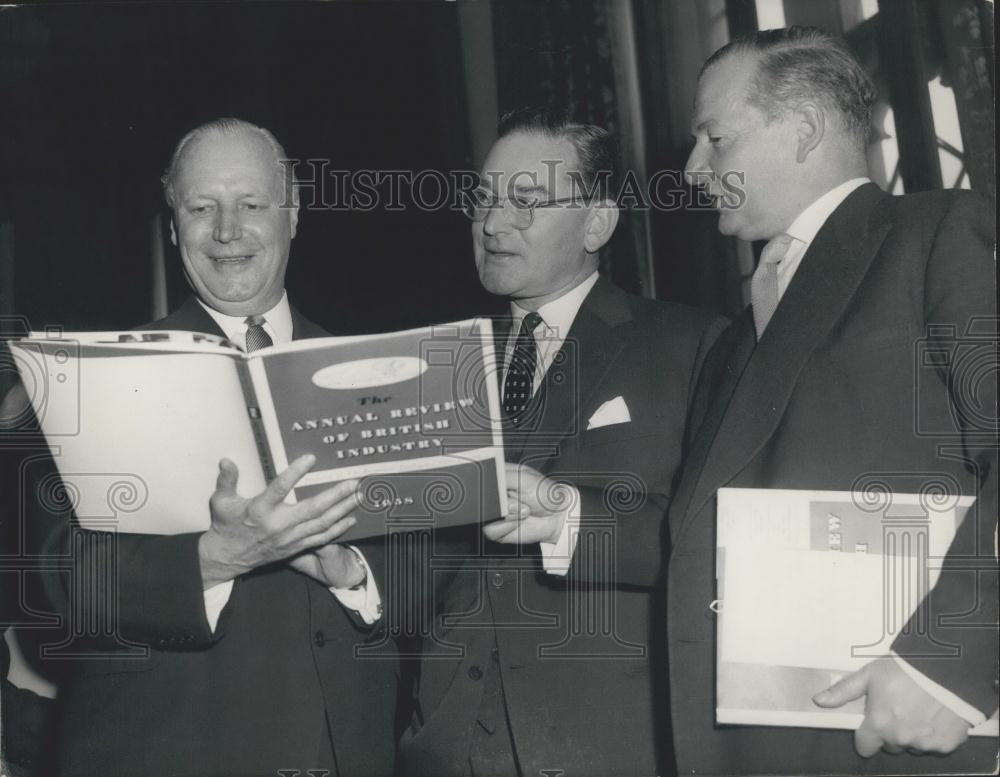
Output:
top-left (184, 189), bottom-right (270, 200)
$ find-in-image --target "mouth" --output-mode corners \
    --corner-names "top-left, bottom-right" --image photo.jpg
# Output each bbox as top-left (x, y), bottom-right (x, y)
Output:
top-left (209, 254), bottom-right (255, 265)
top-left (483, 246), bottom-right (518, 258)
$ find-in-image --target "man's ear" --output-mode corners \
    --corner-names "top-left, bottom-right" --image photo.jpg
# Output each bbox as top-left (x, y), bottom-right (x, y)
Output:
top-left (169, 218), bottom-right (178, 247)
top-left (794, 101), bottom-right (825, 163)
top-left (288, 182), bottom-right (300, 239)
top-left (584, 201), bottom-right (620, 253)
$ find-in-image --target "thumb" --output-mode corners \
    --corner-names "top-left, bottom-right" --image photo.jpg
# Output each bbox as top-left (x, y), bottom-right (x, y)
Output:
top-left (813, 666), bottom-right (871, 708)
top-left (216, 458), bottom-right (239, 495)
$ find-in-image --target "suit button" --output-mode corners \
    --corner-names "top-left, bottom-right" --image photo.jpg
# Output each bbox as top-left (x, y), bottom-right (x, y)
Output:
top-left (467, 665), bottom-right (483, 681)
top-left (491, 572), bottom-right (504, 588)
top-left (314, 630), bottom-right (326, 647)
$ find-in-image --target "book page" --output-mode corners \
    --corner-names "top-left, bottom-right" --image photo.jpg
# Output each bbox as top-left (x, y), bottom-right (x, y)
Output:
top-left (25, 328), bottom-right (239, 353)
top-left (720, 548), bottom-right (916, 671)
top-left (11, 342), bottom-right (265, 534)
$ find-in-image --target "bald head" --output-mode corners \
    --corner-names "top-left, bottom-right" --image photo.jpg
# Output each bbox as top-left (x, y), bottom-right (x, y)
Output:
top-left (166, 119), bottom-right (299, 316)
top-left (162, 118), bottom-right (293, 209)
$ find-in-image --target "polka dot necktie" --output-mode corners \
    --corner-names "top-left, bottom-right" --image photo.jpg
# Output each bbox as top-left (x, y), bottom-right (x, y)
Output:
top-left (502, 311), bottom-right (543, 425)
top-left (244, 315), bottom-right (273, 352)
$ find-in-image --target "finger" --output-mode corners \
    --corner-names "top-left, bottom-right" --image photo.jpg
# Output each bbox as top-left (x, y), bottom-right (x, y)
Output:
top-left (505, 462), bottom-right (540, 489)
top-left (506, 497), bottom-right (529, 517)
top-left (880, 743), bottom-right (904, 755)
top-left (262, 454), bottom-right (317, 505)
top-left (295, 479), bottom-right (360, 518)
top-left (483, 519), bottom-right (521, 542)
top-left (290, 486), bottom-right (361, 543)
top-left (813, 666), bottom-right (870, 707)
top-left (853, 719), bottom-right (884, 758)
top-left (311, 515), bottom-right (358, 547)
top-left (215, 458), bottom-right (239, 496)
top-left (918, 716), bottom-right (970, 754)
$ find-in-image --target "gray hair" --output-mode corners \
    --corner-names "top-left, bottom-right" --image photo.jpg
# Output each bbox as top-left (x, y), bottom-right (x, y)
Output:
top-left (161, 118), bottom-right (294, 207)
top-left (703, 27), bottom-right (875, 149)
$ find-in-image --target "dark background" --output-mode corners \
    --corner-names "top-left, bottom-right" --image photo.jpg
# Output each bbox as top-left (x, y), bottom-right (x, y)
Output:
top-left (0, 0), bottom-right (994, 354)
top-left (1, 2), bottom-right (494, 336)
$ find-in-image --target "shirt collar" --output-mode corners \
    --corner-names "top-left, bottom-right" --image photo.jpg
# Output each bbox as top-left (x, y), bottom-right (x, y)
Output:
top-left (785, 178), bottom-right (870, 247)
top-left (197, 291), bottom-right (293, 347)
top-left (509, 271), bottom-right (600, 337)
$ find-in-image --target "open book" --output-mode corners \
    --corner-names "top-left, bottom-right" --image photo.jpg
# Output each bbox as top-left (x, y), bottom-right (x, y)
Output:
top-left (8, 318), bottom-right (506, 542)
top-left (716, 487), bottom-right (997, 737)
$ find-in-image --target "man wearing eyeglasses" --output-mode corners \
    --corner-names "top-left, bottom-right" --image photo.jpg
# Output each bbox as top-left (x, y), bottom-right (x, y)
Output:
top-left (399, 108), bottom-right (726, 777)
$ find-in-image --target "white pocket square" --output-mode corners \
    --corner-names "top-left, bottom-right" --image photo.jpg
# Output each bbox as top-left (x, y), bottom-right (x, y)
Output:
top-left (586, 396), bottom-right (631, 430)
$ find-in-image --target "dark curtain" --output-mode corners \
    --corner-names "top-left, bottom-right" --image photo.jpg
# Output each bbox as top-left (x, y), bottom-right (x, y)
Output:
top-left (490, 0), bottom-right (642, 295)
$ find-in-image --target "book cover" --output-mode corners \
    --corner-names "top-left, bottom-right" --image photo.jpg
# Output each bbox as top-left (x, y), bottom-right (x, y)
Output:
top-left (8, 320), bottom-right (506, 541)
top-left (716, 487), bottom-right (997, 737)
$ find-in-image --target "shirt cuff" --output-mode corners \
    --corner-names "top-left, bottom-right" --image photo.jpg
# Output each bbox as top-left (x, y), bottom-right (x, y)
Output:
top-left (539, 486), bottom-right (581, 576)
top-left (203, 580), bottom-right (234, 633)
top-left (891, 651), bottom-right (987, 727)
top-left (330, 546), bottom-right (383, 625)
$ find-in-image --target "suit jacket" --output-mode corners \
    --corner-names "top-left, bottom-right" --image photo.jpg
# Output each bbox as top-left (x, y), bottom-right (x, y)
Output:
top-left (18, 297), bottom-right (398, 777)
top-left (657, 184), bottom-right (997, 775)
top-left (400, 278), bottom-right (726, 777)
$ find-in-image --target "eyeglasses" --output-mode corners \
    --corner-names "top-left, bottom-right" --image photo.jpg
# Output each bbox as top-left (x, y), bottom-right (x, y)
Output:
top-left (461, 188), bottom-right (584, 230)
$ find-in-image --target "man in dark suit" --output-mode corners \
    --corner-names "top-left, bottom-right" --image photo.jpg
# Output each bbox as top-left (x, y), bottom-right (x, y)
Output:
top-left (2, 119), bottom-right (397, 776)
top-left (399, 109), bottom-right (725, 777)
top-left (602, 27), bottom-right (995, 776)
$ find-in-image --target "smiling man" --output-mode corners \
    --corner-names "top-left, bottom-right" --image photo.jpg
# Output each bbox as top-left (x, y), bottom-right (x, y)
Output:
top-left (400, 108), bottom-right (725, 777)
top-left (165, 124), bottom-right (295, 316)
top-left (12, 119), bottom-right (398, 777)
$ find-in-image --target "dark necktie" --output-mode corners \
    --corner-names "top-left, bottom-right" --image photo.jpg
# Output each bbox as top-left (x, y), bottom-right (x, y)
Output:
top-left (244, 315), bottom-right (273, 352)
top-left (502, 311), bottom-right (542, 425)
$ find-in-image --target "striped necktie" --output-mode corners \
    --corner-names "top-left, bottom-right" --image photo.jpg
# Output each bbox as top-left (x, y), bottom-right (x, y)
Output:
top-left (244, 315), bottom-right (273, 352)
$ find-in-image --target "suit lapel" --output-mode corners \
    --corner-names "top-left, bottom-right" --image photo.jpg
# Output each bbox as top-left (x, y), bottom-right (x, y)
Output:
top-left (289, 305), bottom-right (329, 340)
top-left (675, 184), bottom-right (892, 543)
top-left (529, 279), bottom-right (629, 464)
top-left (147, 296), bottom-right (226, 337)
top-left (668, 311), bottom-right (755, 542)
top-left (492, 314), bottom-right (513, 395)
top-left (497, 278), bottom-right (630, 465)
top-left (152, 296), bottom-right (328, 343)
top-left (549, 279), bottom-right (629, 437)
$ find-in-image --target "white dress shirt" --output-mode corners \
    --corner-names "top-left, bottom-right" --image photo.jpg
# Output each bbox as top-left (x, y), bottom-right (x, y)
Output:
top-left (197, 292), bottom-right (382, 629)
top-left (506, 273), bottom-right (600, 574)
top-left (770, 179), bottom-right (985, 728)
top-left (769, 177), bottom-right (870, 296)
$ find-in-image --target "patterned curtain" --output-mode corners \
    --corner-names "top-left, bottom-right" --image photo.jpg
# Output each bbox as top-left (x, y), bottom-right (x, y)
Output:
top-left (491, 0), bottom-right (644, 295)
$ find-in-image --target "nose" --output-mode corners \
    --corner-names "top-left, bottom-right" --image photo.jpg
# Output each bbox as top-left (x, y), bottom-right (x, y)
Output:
top-left (684, 144), bottom-right (709, 188)
top-left (213, 205), bottom-right (243, 243)
top-left (481, 200), bottom-right (511, 236)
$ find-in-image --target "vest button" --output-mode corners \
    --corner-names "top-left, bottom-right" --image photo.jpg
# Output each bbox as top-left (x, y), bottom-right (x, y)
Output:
top-left (467, 665), bottom-right (483, 681)
top-left (314, 630), bottom-right (326, 647)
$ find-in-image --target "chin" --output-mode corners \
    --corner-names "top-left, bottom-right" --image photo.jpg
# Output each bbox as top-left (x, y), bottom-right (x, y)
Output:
top-left (718, 215), bottom-right (760, 242)
top-left (477, 269), bottom-right (519, 298)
